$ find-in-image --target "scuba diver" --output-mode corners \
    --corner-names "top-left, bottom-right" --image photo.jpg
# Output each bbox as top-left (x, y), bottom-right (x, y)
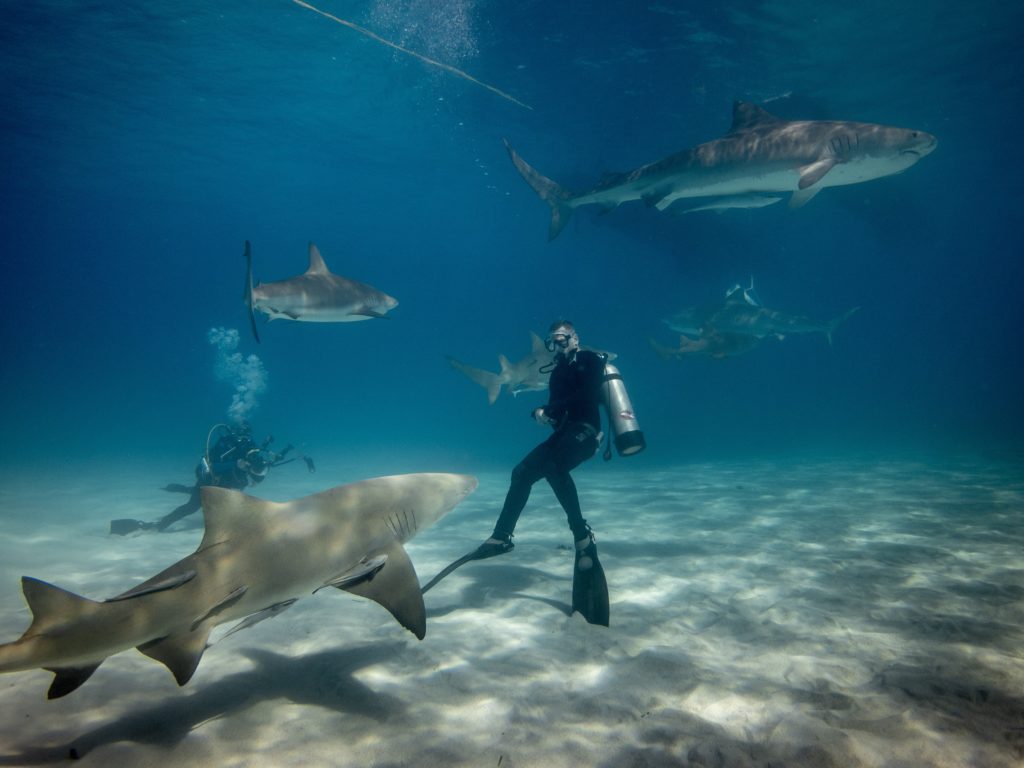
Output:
top-left (424, 320), bottom-right (618, 625)
top-left (109, 422), bottom-right (314, 535)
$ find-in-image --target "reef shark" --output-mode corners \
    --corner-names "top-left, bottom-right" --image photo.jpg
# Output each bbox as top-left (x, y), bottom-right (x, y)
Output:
top-left (0, 472), bottom-right (477, 698)
top-left (447, 333), bottom-right (617, 404)
top-left (245, 241), bottom-right (398, 341)
top-left (504, 101), bottom-right (937, 239)
top-left (447, 332), bottom-right (552, 404)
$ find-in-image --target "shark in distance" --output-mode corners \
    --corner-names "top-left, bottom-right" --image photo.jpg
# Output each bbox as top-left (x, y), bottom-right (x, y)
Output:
top-left (245, 241), bottom-right (398, 341)
top-left (504, 101), bottom-right (937, 239)
top-left (447, 333), bottom-right (617, 404)
top-left (0, 473), bottom-right (476, 698)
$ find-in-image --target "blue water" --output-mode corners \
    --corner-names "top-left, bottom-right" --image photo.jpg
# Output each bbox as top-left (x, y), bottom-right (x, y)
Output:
top-left (1, 0), bottom-right (1022, 472)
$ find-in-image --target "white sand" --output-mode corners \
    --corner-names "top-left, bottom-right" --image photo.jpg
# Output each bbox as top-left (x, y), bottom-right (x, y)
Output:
top-left (0, 455), bottom-right (1022, 767)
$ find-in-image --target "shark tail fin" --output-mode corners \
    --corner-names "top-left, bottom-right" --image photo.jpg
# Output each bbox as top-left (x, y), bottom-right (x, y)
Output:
top-left (826, 307), bottom-right (860, 345)
top-left (244, 240), bottom-right (260, 343)
top-left (16, 578), bottom-right (106, 698)
top-left (447, 356), bottom-right (503, 405)
top-left (503, 138), bottom-right (573, 240)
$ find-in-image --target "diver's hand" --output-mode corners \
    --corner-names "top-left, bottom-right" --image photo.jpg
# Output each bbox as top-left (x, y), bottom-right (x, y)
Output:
top-left (532, 407), bottom-right (553, 426)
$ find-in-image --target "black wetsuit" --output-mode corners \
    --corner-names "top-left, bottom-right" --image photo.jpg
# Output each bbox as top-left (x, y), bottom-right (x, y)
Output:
top-left (492, 349), bottom-right (605, 542)
top-left (155, 434), bottom-right (255, 531)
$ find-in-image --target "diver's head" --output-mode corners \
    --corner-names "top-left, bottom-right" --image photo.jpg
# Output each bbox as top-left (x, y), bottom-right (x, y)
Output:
top-left (546, 320), bottom-right (580, 358)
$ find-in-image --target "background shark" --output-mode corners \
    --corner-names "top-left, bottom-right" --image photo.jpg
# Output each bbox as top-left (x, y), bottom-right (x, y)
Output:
top-left (446, 332), bottom-right (552, 404)
top-left (0, 472), bottom-right (477, 698)
top-left (664, 282), bottom-right (858, 345)
top-left (245, 241), bottom-right (399, 341)
top-left (447, 333), bottom-right (618, 404)
top-left (504, 101), bottom-right (937, 239)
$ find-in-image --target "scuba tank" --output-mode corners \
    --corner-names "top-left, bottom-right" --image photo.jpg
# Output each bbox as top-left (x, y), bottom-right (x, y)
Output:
top-left (601, 362), bottom-right (646, 458)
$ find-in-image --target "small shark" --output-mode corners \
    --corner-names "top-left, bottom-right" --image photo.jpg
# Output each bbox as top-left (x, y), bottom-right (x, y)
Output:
top-left (504, 101), bottom-right (937, 239)
top-left (245, 241), bottom-right (398, 341)
top-left (447, 332), bottom-right (552, 404)
top-left (0, 472), bottom-right (476, 698)
top-left (665, 287), bottom-right (858, 345)
top-left (447, 333), bottom-right (618, 404)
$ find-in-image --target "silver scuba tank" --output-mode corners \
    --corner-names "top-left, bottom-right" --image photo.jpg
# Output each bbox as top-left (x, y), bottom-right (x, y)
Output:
top-left (601, 362), bottom-right (646, 456)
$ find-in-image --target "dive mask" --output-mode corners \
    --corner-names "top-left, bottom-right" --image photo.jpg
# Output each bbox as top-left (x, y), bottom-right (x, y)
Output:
top-left (545, 332), bottom-right (571, 352)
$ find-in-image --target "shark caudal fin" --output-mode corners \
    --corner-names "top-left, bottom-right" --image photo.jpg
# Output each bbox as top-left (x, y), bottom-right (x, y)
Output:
top-left (826, 307), bottom-right (860, 345)
top-left (11, 577), bottom-right (106, 699)
top-left (447, 356), bottom-right (503, 404)
top-left (243, 240), bottom-right (260, 343)
top-left (503, 138), bottom-right (573, 241)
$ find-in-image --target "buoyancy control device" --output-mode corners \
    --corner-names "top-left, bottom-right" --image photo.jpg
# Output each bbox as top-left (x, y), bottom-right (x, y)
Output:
top-left (601, 361), bottom-right (646, 459)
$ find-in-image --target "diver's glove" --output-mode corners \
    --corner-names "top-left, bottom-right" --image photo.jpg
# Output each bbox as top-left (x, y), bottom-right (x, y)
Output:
top-left (532, 407), bottom-right (553, 426)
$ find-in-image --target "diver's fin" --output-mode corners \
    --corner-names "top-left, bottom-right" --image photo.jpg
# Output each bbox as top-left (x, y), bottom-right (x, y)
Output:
top-left (572, 542), bottom-right (609, 626)
top-left (109, 518), bottom-right (150, 536)
top-left (420, 539), bottom-right (513, 594)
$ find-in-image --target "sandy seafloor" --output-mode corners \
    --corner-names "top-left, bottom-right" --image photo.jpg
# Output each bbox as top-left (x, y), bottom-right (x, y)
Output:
top-left (0, 454), bottom-right (1021, 768)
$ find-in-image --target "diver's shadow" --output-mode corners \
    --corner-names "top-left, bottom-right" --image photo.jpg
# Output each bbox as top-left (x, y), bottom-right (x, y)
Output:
top-left (426, 562), bottom-right (573, 618)
top-left (0, 642), bottom-right (407, 765)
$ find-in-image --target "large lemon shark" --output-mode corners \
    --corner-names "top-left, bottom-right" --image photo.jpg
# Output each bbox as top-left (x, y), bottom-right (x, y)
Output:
top-left (504, 101), bottom-right (937, 240)
top-left (0, 472), bottom-right (477, 698)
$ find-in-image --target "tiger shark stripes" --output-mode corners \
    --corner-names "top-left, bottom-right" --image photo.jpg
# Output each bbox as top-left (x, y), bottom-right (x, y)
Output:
top-left (503, 101), bottom-right (937, 240)
top-left (0, 473), bottom-right (476, 698)
top-left (245, 241), bottom-right (398, 342)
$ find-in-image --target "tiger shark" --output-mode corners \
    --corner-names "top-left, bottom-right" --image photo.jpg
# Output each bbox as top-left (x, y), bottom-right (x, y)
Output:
top-left (245, 240), bottom-right (399, 341)
top-left (504, 101), bottom-right (937, 239)
top-left (0, 472), bottom-right (476, 698)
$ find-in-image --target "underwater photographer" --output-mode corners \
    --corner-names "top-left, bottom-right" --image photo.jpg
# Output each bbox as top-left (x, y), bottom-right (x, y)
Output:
top-left (110, 422), bottom-right (315, 535)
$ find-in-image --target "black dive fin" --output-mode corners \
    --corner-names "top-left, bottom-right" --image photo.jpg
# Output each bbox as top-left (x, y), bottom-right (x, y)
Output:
top-left (420, 541), bottom-right (511, 594)
top-left (45, 663), bottom-right (103, 699)
top-left (572, 544), bottom-right (609, 626)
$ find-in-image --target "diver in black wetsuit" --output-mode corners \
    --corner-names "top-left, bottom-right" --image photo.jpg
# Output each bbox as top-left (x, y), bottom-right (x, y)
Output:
top-left (109, 423), bottom-right (314, 535)
top-left (421, 320), bottom-right (612, 624)
top-left (478, 319), bottom-right (605, 557)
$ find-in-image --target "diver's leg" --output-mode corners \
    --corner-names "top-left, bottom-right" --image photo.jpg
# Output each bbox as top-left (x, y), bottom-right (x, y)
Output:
top-left (154, 487), bottom-right (202, 532)
top-left (490, 441), bottom-right (551, 540)
top-left (545, 429), bottom-right (598, 540)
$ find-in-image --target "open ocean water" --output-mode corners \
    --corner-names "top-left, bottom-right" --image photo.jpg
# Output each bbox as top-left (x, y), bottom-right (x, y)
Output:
top-left (0, 2), bottom-right (1022, 766)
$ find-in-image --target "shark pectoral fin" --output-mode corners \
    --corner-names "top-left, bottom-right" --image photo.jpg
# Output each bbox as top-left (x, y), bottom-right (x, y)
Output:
top-left (283, 311), bottom-right (301, 320)
top-left (45, 663), bottom-right (103, 699)
top-left (797, 157), bottom-right (837, 189)
top-left (137, 628), bottom-right (213, 686)
top-left (788, 185), bottom-right (822, 209)
top-left (336, 540), bottom-right (426, 640)
top-left (318, 555), bottom-right (388, 592)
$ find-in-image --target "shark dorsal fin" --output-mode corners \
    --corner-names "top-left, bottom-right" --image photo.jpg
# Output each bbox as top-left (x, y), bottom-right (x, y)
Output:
top-left (530, 331), bottom-right (547, 357)
top-left (199, 487), bottom-right (281, 550)
top-left (729, 101), bottom-right (780, 132)
top-left (306, 242), bottom-right (330, 275)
